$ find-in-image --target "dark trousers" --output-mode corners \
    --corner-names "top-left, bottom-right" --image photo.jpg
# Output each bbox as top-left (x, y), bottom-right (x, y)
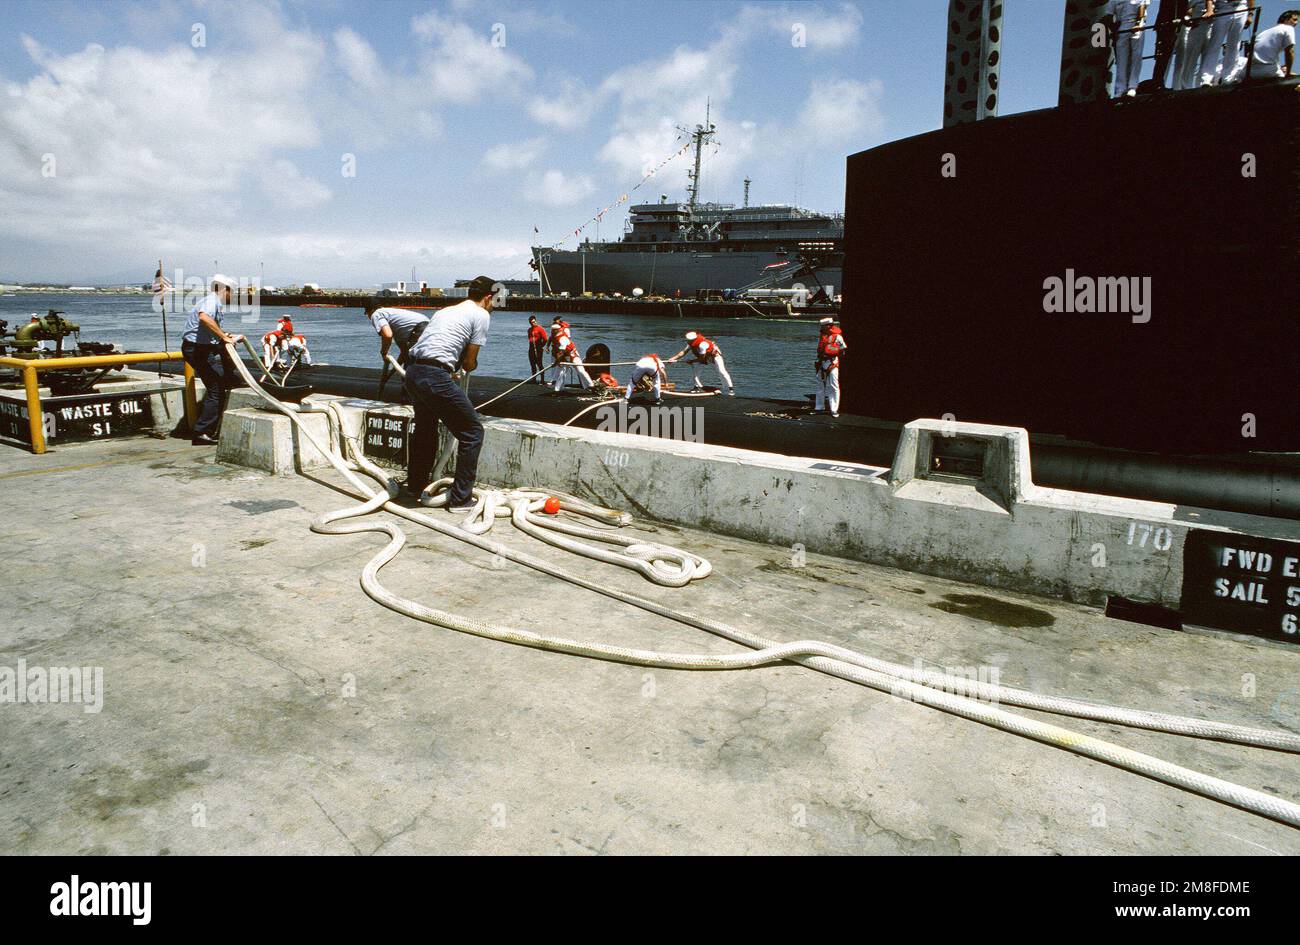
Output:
top-left (181, 341), bottom-right (229, 437)
top-left (528, 341), bottom-right (546, 382)
top-left (404, 363), bottom-right (484, 505)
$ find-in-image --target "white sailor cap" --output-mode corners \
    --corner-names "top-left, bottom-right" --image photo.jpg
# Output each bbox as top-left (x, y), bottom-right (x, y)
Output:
top-left (211, 273), bottom-right (237, 291)
top-left (819, 317), bottom-right (833, 326)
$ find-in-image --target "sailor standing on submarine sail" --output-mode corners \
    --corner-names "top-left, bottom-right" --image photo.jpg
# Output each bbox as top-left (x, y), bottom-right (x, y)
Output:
top-left (402, 276), bottom-right (495, 510)
top-left (1111, 0), bottom-right (1151, 97)
top-left (1203, 0), bottom-right (1255, 85)
top-left (814, 317), bottom-right (847, 418)
top-left (1172, 0), bottom-right (1216, 90)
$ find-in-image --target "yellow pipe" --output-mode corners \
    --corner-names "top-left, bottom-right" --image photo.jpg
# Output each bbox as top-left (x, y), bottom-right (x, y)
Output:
top-left (182, 361), bottom-right (197, 427)
top-left (22, 366), bottom-right (44, 454)
top-left (0, 351), bottom-right (183, 371)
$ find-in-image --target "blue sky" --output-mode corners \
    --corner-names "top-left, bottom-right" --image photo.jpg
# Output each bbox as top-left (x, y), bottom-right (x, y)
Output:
top-left (0, 0), bottom-right (1067, 286)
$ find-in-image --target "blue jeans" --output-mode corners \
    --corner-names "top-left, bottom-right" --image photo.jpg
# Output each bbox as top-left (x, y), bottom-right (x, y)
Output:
top-left (404, 363), bottom-right (484, 505)
top-left (181, 341), bottom-right (229, 437)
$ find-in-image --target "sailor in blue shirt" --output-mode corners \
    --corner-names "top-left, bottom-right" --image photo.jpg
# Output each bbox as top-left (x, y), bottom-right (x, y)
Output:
top-left (180, 274), bottom-right (244, 446)
top-left (402, 276), bottom-right (495, 508)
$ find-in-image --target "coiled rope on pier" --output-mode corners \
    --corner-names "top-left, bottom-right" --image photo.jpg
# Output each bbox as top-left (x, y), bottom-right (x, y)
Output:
top-left (226, 342), bottom-right (1300, 828)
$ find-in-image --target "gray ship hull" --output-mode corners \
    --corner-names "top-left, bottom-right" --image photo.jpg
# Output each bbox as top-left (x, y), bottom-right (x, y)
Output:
top-left (534, 248), bottom-right (841, 297)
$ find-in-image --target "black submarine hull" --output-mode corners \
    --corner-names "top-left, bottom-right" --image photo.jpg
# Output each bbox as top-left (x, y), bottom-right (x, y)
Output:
top-left (146, 357), bottom-right (1299, 519)
top-left (841, 79), bottom-right (1300, 455)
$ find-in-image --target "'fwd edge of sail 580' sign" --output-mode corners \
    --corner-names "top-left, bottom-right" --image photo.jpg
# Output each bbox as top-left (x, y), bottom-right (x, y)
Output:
top-left (1181, 531), bottom-right (1300, 643)
top-left (362, 409), bottom-right (412, 468)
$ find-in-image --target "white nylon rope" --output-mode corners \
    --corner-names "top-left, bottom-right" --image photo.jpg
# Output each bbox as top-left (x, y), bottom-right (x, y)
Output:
top-left (224, 343), bottom-right (1300, 828)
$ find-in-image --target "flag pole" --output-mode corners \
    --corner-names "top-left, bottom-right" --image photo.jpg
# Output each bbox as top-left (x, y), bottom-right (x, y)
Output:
top-left (155, 259), bottom-right (170, 378)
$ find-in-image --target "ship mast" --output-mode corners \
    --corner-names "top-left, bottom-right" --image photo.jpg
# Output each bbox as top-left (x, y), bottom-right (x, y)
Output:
top-left (681, 101), bottom-right (718, 210)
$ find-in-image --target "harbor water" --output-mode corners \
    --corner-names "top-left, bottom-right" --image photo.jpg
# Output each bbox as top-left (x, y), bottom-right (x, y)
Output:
top-left (1, 293), bottom-right (828, 402)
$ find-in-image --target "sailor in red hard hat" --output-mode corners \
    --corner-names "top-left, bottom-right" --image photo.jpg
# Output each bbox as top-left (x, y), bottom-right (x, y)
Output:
top-left (667, 330), bottom-right (734, 395)
top-left (814, 317), bottom-right (847, 417)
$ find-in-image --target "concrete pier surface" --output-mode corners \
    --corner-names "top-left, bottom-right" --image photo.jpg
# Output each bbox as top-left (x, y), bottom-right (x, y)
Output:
top-left (3, 435), bottom-right (1299, 855)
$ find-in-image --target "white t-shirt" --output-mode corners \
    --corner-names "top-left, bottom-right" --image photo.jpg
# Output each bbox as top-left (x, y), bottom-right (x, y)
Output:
top-left (408, 298), bottom-right (490, 366)
top-left (1252, 24), bottom-right (1295, 68)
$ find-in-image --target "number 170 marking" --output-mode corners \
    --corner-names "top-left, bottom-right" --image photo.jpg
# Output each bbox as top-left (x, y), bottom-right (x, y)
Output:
top-left (1127, 521), bottom-right (1173, 551)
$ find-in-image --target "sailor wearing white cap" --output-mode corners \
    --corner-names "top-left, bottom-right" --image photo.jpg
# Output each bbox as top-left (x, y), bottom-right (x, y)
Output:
top-left (181, 274), bottom-right (244, 446)
top-left (667, 330), bottom-right (734, 394)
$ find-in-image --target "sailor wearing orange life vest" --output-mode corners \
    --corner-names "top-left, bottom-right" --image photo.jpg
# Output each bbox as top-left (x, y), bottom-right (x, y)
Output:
top-left (625, 354), bottom-right (668, 404)
top-left (814, 317), bottom-right (846, 417)
top-left (261, 329), bottom-right (287, 370)
top-left (549, 316), bottom-right (593, 392)
top-left (667, 331), bottom-right (734, 395)
top-left (284, 332), bottom-right (313, 368)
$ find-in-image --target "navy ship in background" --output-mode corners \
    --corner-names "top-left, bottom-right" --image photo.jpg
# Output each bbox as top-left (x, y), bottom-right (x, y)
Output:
top-left (531, 116), bottom-right (844, 297)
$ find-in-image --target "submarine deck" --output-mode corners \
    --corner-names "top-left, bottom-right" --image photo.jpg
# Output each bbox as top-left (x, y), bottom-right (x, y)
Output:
top-left (2, 435), bottom-right (1299, 855)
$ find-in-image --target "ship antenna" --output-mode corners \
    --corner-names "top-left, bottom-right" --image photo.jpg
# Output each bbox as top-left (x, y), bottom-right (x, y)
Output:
top-left (679, 100), bottom-right (718, 210)
top-left (743, 177), bottom-right (751, 208)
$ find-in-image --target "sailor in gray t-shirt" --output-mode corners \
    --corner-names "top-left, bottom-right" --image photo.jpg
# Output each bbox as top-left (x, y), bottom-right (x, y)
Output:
top-left (368, 307), bottom-right (430, 365)
top-left (402, 277), bottom-right (497, 508)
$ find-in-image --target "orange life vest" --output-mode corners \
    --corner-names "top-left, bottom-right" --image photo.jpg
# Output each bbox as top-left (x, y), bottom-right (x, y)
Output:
top-left (551, 329), bottom-right (577, 359)
top-left (818, 327), bottom-right (844, 368)
top-left (689, 335), bottom-right (718, 361)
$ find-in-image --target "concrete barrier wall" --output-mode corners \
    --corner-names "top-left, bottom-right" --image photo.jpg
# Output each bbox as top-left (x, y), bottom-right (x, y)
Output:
top-left (216, 398), bottom-right (1300, 609)
top-left (475, 416), bottom-right (1300, 608)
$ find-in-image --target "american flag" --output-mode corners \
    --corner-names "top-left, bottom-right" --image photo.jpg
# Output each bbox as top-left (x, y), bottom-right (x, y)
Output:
top-left (151, 264), bottom-right (172, 301)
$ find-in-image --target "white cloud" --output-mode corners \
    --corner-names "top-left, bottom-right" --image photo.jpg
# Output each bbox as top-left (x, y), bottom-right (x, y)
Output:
top-left (528, 78), bottom-right (604, 131)
top-left (799, 78), bottom-right (885, 143)
top-left (334, 27), bottom-right (381, 89)
top-left (727, 2), bottom-right (864, 51)
top-left (524, 169), bottom-right (596, 206)
top-left (411, 11), bottom-right (533, 104)
top-left (0, 31), bottom-right (324, 213)
top-left (484, 137), bottom-right (547, 172)
top-left (259, 159), bottom-right (332, 209)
